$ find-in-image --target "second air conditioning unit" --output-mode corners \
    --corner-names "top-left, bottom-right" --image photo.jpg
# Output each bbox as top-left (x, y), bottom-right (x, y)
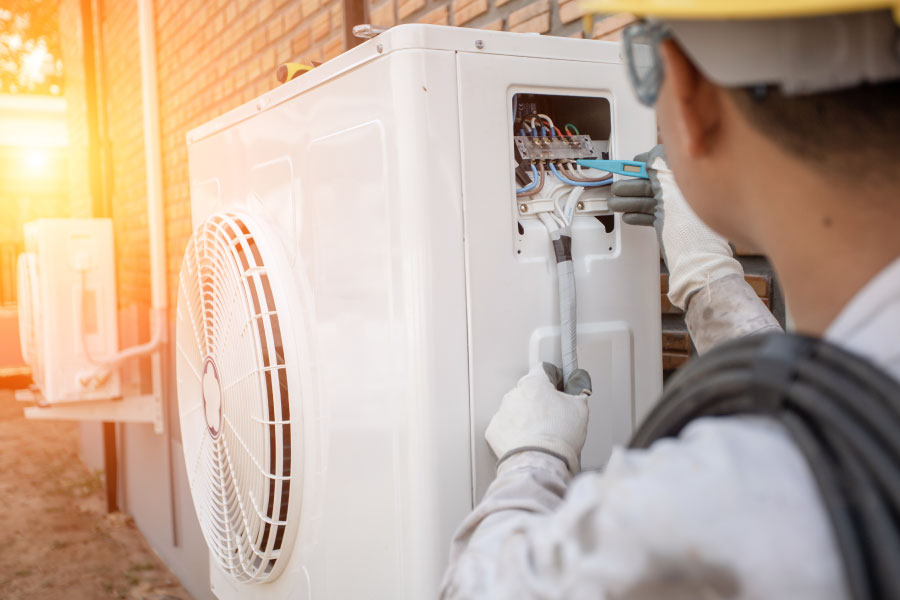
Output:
top-left (18, 219), bottom-right (121, 404)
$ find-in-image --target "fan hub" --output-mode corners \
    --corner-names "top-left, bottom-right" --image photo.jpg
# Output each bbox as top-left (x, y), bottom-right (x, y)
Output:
top-left (201, 356), bottom-right (223, 439)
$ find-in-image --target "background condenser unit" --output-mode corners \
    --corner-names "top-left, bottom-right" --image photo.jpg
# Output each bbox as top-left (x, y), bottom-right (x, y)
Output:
top-left (178, 25), bottom-right (662, 599)
top-left (18, 219), bottom-right (121, 404)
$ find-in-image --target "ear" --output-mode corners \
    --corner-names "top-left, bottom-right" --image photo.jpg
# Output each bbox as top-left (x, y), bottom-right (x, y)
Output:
top-left (659, 40), bottom-right (722, 158)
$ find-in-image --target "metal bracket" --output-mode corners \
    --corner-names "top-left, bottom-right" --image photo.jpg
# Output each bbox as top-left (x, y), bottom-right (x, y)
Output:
top-left (24, 394), bottom-right (164, 434)
top-left (517, 197), bottom-right (610, 217)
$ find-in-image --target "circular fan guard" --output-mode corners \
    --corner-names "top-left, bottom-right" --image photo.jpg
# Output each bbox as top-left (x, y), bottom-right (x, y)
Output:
top-left (176, 212), bottom-right (299, 583)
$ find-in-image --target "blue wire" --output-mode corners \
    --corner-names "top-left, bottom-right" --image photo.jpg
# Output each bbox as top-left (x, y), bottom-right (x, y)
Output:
top-left (541, 126), bottom-right (548, 137)
top-left (519, 128), bottom-right (526, 137)
top-left (549, 163), bottom-right (614, 187)
top-left (516, 164), bottom-right (540, 194)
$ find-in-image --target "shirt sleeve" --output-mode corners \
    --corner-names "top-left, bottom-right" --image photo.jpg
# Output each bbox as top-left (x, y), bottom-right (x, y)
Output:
top-left (440, 417), bottom-right (847, 600)
top-left (684, 273), bottom-right (783, 354)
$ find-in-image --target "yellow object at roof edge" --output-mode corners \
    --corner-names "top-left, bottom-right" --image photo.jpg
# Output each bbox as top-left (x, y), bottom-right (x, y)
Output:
top-left (577, 0), bottom-right (900, 23)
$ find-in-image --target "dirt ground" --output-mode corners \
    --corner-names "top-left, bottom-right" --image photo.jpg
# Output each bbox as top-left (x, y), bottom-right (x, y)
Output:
top-left (0, 390), bottom-right (193, 599)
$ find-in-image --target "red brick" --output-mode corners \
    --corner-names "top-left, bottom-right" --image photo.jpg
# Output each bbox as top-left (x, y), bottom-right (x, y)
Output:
top-left (557, 0), bottom-right (583, 25)
top-left (398, 0), bottom-right (426, 20)
top-left (312, 11), bottom-right (331, 40)
top-left (508, 0), bottom-right (549, 29)
top-left (591, 12), bottom-right (637, 40)
top-left (744, 274), bottom-right (771, 298)
top-left (509, 12), bottom-right (550, 33)
top-left (330, 4), bottom-right (343, 31)
top-left (266, 14), bottom-right (285, 41)
top-left (251, 28), bottom-right (267, 51)
top-left (285, 4), bottom-right (303, 29)
top-left (324, 34), bottom-right (344, 60)
top-left (302, 0), bottom-right (320, 18)
top-left (419, 4), bottom-right (449, 25)
top-left (662, 330), bottom-right (690, 353)
top-left (370, 0), bottom-right (396, 25)
top-left (292, 28), bottom-right (313, 54)
top-left (452, 0), bottom-right (488, 26)
top-left (663, 352), bottom-right (689, 371)
top-left (661, 295), bottom-right (683, 315)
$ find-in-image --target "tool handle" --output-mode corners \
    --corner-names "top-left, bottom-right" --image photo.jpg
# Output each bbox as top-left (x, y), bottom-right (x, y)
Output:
top-left (276, 62), bottom-right (314, 84)
top-left (575, 159), bottom-right (648, 179)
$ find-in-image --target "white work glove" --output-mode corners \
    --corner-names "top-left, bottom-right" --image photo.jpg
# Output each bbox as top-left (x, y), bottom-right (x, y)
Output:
top-left (608, 145), bottom-right (743, 310)
top-left (485, 363), bottom-right (592, 474)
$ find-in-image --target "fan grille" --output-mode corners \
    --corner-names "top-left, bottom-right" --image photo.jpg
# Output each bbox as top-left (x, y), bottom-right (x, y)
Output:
top-left (176, 212), bottom-right (296, 582)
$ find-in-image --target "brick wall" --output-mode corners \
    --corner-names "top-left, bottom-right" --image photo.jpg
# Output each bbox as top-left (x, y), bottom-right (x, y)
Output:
top-left (366, 0), bottom-right (634, 38)
top-left (57, 0), bottom-right (92, 220)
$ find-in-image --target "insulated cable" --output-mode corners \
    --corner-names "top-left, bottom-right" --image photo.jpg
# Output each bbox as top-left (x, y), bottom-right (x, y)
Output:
top-left (516, 164), bottom-right (541, 194)
top-left (550, 163), bottom-right (614, 187)
top-left (517, 162), bottom-right (546, 198)
top-left (630, 333), bottom-right (900, 600)
top-left (565, 162), bottom-right (614, 183)
top-left (537, 211), bottom-right (578, 381)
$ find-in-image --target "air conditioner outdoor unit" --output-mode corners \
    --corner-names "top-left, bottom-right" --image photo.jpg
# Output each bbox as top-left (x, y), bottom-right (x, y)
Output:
top-left (18, 219), bottom-right (121, 404)
top-left (178, 25), bottom-right (662, 599)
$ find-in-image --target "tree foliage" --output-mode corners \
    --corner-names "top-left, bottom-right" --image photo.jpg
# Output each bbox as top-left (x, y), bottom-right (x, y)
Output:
top-left (0, 0), bottom-right (64, 95)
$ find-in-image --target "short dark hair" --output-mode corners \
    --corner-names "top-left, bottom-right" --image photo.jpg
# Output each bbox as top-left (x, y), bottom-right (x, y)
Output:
top-left (728, 81), bottom-right (900, 184)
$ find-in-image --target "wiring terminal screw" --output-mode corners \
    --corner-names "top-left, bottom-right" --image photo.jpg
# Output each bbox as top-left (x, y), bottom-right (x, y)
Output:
top-left (519, 203), bottom-right (529, 213)
top-left (576, 201), bottom-right (585, 211)
top-left (475, 39), bottom-right (484, 49)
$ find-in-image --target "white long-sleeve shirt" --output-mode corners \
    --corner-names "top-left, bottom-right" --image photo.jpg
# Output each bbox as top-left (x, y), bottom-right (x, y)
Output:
top-left (442, 259), bottom-right (900, 599)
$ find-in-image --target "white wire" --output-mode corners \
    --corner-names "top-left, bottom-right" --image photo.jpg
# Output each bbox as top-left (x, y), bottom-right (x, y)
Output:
top-left (562, 186), bottom-right (585, 225)
top-left (536, 113), bottom-right (555, 130)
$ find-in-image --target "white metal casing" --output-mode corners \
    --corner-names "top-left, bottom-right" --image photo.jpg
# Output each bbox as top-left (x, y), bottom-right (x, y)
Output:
top-left (21, 219), bottom-right (121, 403)
top-left (182, 24), bottom-right (661, 600)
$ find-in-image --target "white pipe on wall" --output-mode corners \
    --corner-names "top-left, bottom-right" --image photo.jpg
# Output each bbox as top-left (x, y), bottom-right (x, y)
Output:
top-left (137, 0), bottom-right (178, 548)
top-left (137, 0), bottom-right (167, 320)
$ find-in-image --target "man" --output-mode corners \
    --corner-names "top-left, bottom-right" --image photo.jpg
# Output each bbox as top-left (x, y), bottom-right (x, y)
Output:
top-left (441, 2), bottom-right (900, 598)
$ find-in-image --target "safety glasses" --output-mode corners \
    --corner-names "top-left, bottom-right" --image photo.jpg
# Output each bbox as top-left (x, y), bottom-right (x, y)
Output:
top-left (621, 21), bottom-right (672, 107)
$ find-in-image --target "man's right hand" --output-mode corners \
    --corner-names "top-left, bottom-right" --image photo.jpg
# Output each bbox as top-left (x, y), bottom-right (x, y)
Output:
top-left (608, 144), bottom-right (743, 310)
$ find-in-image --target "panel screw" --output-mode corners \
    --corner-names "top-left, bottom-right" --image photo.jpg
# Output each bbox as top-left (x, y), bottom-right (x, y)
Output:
top-left (376, 43), bottom-right (383, 53)
top-left (475, 39), bottom-right (484, 49)
top-left (576, 201), bottom-right (585, 211)
top-left (519, 204), bottom-right (529, 213)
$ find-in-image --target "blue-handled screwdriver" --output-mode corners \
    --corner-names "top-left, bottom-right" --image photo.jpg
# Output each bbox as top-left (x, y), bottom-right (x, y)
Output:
top-left (575, 159), bottom-right (648, 179)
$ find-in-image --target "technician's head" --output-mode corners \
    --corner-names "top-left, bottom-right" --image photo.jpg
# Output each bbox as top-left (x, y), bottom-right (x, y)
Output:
top-left (588, 1), bottom-right (900, 247)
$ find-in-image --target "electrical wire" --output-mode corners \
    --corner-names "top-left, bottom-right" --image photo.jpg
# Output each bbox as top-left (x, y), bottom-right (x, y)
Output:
top-left (630, 333), bottom-right (900, 600)
top-left (550, 162), bottom-right (614, 187)
top-left (565, 162), bottom-right (613, 183)
top-left (516, 162), bottom-right (546, 198)
top-left (565, 123), bottom-right (580, 136)
top-left (515, 163), bottom-right (541, 194)
top-left (537, 113), bottom-right (555, 130)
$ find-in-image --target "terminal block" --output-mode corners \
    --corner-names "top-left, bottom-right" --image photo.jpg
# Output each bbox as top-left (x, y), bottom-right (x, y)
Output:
top-left (514, 135), bottom-right (600, 161)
